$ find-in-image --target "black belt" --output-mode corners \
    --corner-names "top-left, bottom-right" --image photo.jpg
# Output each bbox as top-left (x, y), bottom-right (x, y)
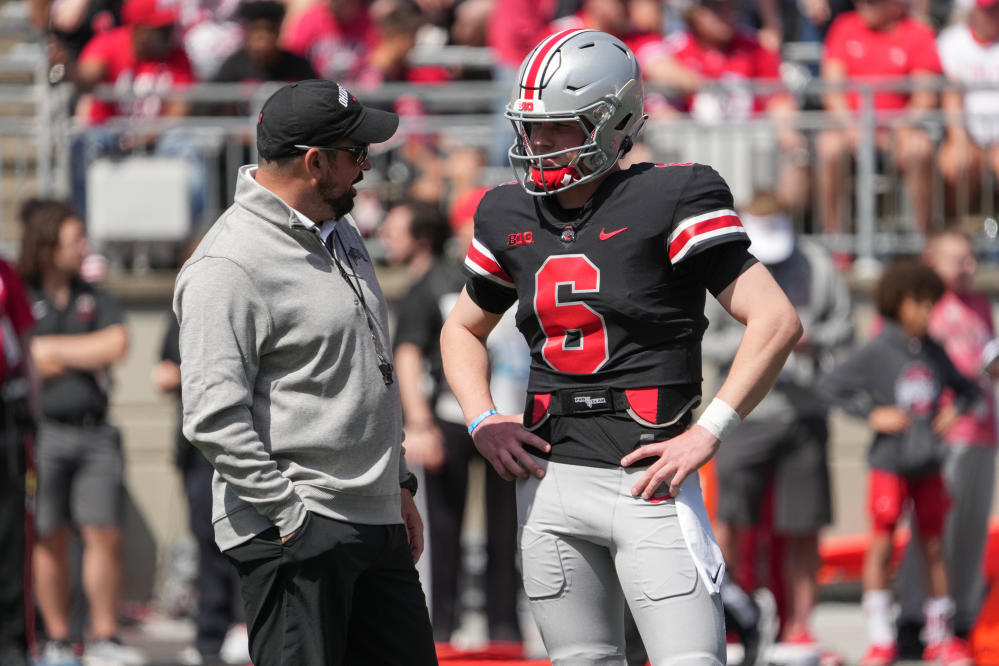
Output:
top-left (48, 412), bottom-right (106, 427)
top-left (528, 385), bottom-right (698, 431)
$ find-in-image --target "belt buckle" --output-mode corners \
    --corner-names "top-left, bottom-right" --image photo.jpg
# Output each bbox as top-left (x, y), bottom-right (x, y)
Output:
top-left (566, 387), bottom-right (613, 415)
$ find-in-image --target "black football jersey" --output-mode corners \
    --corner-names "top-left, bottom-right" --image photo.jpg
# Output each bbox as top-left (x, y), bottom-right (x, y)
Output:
top-left (463, 162), bottom-right (755, 396)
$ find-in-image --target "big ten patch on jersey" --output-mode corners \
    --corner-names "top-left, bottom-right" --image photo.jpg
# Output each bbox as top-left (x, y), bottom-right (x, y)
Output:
top-left (506, 231), bottom-right (534, 247)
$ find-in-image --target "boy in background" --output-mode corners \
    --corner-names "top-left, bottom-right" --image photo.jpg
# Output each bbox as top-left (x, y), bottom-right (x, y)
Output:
top-left (819, 258), bottom-right (979, 666)
top-left (896, 230), bottom-right (999, 655)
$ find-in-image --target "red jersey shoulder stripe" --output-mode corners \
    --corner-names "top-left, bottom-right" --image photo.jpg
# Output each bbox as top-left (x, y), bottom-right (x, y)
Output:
top-left (465, 238), bottom-right (515, 288)
top-left (521, 29), bottom-right (594, 100)
top-left (668, 209), bottom-right (746, 263)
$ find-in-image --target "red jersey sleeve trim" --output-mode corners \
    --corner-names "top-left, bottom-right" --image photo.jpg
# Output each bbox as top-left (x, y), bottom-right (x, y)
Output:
top-left (464, 238), bottom-right (515, 288)
top-left (668, 209), bottom-right (747, 263)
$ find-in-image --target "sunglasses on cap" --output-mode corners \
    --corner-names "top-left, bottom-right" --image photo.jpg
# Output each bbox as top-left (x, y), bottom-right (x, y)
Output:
top-left (293, 144), bottom-right (369, 166)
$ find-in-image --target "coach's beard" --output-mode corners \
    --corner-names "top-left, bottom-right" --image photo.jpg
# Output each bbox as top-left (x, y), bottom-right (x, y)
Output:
top-left (329, 191), bottom-right (355, 220)
top-left (323, 173), bottom-right (362, 220)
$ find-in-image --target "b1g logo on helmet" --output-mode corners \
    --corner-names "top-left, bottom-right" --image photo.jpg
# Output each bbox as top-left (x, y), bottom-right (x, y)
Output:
top-left (514, 99), bottom-right (544, 113)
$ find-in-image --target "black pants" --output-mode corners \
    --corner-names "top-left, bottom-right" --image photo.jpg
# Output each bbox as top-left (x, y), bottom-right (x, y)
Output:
top-left (427, 420), bottom-right (520, 642)
top-left (225, 513), bottom-right (437, 666)
top-left (182, 451), bottom-right (241, 656)
top-left (0, 415), bottom-right (31, 663)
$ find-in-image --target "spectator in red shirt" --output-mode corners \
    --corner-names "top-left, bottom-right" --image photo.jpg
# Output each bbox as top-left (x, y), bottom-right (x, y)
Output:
top-left (281, 0), bottom-right (378, 80)
top-left (71, 0), bottom-right (220, 231)
top-left (817, 0), bottom-right (942, 237)
top-left (653, 0), bottom-right (810, 212)
top-left (75, 0), bottom-right (193, 125)
top-left (550, 0), bottom-right (668, 68)
top-left (550, 0), bottom-right (633, 35)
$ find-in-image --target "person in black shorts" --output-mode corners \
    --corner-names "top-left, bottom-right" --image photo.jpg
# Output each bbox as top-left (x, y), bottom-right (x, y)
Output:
top-left (704, 191), bottom-right (853, 652)
top-left (381, 200), bottom-right (522, 647)
top-left (153, 313), bottom-right (248, 665)
top-left (18, 199), bottom-right (141, 665)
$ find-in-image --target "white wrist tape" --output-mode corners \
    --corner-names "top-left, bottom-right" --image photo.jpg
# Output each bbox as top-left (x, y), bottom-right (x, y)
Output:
top-left (697, 398), bottom-right (742, 441)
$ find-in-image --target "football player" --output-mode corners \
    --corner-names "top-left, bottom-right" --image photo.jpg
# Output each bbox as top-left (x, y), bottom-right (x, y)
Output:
top-left (440, 29), bottom-right (802, 664)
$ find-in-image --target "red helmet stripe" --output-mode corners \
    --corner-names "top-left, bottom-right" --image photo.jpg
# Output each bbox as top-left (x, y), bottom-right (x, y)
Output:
top-left (521, 29), bottom-right (589, 100)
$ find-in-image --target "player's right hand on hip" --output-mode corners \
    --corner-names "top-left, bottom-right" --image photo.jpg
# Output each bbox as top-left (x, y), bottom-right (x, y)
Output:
top-left (471, 415), bottom-right (551, 481)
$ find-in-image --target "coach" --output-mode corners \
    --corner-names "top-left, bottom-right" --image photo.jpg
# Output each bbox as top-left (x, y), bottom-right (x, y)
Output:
top-left (174, 80), bottom-right (437, 665)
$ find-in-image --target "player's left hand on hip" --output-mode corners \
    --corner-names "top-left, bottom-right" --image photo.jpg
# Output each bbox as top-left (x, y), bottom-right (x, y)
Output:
top-left (620, 426), bottom-right (720, 499)
top-left (400, 489), bottom-right (425, 563)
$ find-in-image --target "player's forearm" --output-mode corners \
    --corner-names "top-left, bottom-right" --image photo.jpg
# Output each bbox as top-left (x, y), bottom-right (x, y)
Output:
top-left (395, 343), bottom-right (436, 426)
top-left (715, 300), bottom-right (801, 418)
top-left (34, 324), bottom-right (128, 370)
top-left (440, 318), bottom-right (496, 426)
top-left (32, 324), bottom-right (128, 375)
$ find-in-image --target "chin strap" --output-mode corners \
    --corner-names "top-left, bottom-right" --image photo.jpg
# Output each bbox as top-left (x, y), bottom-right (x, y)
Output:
top-left (530, 165), bottom-right (582, 191)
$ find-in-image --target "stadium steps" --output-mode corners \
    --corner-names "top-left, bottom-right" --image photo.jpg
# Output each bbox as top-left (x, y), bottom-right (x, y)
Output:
top-left (0, 0), bottom-right (48, 250)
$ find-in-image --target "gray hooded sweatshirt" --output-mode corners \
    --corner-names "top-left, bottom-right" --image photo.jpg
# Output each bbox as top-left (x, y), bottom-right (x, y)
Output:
top-left (174, 165), bottom-right (409, 551)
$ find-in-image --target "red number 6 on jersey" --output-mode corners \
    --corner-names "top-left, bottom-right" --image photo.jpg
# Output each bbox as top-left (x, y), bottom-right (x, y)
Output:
top-left (534, 255), bottom-right (609, 374)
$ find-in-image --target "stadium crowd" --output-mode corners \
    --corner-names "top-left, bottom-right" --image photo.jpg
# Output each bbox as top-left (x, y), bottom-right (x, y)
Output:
top-left (22, 0), bottom-right (999, 244)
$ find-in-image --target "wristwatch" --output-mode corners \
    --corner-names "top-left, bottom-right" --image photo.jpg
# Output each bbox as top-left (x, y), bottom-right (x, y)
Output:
top-left (400, 472), bottom-right (418, 496)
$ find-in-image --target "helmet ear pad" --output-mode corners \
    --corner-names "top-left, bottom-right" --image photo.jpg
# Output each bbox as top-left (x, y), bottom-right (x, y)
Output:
top-left (577, 96), bottom-right (640, 173)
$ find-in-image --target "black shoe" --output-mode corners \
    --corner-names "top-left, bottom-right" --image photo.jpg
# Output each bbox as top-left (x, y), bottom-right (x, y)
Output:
top-left (0, 643), bottom-right (28, 666)
top-left (896, 619), bottom-right (925, 660)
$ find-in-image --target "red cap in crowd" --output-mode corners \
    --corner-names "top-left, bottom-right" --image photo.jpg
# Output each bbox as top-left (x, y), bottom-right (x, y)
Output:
top-left (123, 0), bottom-right (179, 27)
top-left (978, 0), bottom-right (999, 10)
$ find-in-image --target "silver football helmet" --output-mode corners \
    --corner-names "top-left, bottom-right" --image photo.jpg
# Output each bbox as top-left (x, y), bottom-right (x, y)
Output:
top-left (505, 29), bottom-right (648, 196)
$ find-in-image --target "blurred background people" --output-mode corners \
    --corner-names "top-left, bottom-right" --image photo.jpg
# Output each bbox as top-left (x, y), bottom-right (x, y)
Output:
top-left (70, 0), bottom-right (209, 228)
top-left (819, 258), bottom-right (978, 666)
top-left (654, 0), bottom-right (810, 213)
top-left (0, 253), bottom-right (39, 666)
top-left (280, 0), bottom-right (377, 81)
top-left (212, 0), bottom-right (316, 85)
top-left (380, 200), bottom-right (522, 649)
top-left (32, 0), bottom-right (121, 90)
top-left (18, 199), bottom-right (138, 666)
top-left (704, 191), bottom-right (853, 658)
top-left (152, 298), bottom-right (248, 665)
top-left (485, 0), bottom-right (567, 166)
top-left (74, 0), bottom-right (192, 127)
top-left (817, 0), bottom-right (942, 238)
top-left (895, 230), bottom-right (999, 658)
top-left (936, 0), bottom-right (999, 220)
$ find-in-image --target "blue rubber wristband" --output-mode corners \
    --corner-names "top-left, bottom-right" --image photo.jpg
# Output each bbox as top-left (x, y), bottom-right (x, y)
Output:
top-left (467, 409), bottom-right (498, 435)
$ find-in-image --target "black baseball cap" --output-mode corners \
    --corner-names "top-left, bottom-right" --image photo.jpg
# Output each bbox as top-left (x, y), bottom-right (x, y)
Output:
top-left (256, 80), bottom-right (399, 160)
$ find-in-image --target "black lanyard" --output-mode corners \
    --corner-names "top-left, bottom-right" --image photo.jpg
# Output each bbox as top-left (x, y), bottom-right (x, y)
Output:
top-left (326, 229), bottom-right (394, 386)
